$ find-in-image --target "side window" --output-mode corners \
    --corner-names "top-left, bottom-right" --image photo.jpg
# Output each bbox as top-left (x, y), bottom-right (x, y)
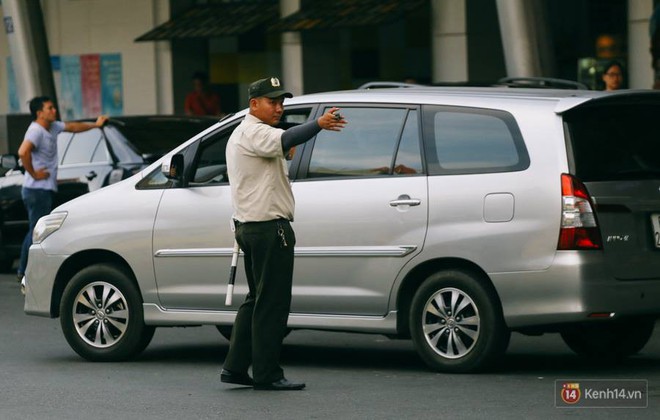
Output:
top-left (137, 166), bottom-right (172, 189)
top-left (307, 107), bottom-right (409, 178)
top-left (189, 128), bottom-right (235, 186)
top-left (281, 113), bottom-right (309, 124)
top-left (423, 106), bottom-right (529, 175)
top-left (137, 111), bottom-right (312, 190)
top-left (61, 129), bottom-right (104, 165)
top-left (91, 141), bottom-right (109, 163)
top-left (278, 108), bottom-right (313, 163)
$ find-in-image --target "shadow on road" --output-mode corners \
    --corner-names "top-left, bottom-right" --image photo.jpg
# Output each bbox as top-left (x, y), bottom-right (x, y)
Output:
top-left (130, 329), bottom-right (660, 377)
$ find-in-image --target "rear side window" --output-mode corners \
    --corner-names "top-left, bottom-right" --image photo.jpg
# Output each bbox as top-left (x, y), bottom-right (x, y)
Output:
top-left (565, 104), bottom-right (660, 181)
top-left (422, 105), bottom-right (529, 175)
top-left (60, 129), bottom-right (105, 165)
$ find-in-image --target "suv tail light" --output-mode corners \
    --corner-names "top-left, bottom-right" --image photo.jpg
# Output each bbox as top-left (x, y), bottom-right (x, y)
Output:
top-left (558, 174), bottom-right (602, 250)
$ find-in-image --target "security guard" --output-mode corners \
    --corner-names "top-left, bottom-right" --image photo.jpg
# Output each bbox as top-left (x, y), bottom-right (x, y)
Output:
top-left (221, 77), bottom-right (346, 390)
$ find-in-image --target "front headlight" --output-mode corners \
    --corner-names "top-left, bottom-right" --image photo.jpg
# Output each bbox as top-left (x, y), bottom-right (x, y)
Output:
top-left (33, 212), bottom-right (67, 244)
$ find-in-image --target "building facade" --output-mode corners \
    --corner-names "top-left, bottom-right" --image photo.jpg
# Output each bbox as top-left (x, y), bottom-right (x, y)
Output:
top-left (0, 0), bottom-right (656, 119)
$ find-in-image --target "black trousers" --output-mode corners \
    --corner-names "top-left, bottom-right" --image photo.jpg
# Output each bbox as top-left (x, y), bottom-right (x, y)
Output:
top-left (223, 219), bottom-right (296, 383)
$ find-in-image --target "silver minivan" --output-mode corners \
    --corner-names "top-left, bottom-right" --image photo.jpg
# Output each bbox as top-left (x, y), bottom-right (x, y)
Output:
top-left (23, 87), bottom-right (660, 372)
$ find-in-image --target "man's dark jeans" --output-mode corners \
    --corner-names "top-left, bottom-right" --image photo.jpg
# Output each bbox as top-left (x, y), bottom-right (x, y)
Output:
top-left (18, 187), bottom-right (54, 276)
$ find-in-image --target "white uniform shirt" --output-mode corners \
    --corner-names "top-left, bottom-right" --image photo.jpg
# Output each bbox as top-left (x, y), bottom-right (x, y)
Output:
top-left (226, 113), bottom-right (295, 222)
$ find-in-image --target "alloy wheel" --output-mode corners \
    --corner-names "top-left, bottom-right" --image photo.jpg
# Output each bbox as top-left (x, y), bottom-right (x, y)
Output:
top-left (72, 281), bottom-right (129, 348)
top-left (421, 287), bottom-right (480, 359)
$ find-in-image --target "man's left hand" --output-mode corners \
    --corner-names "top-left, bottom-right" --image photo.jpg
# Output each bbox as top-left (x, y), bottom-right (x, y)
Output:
top-left (95, 115), bottom-right (109, 127)
top-left (317, 107), bottom-right (347, 131)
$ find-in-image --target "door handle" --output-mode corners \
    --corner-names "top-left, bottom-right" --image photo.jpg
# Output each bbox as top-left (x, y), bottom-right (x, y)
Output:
top-left (86, 171), bottom-right (97, 181)
top-left (389, 194), bottom-right (421, 207)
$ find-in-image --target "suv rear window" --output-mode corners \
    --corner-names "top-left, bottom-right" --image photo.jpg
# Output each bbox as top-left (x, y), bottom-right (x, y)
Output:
top-left (565, 104), bottom-right (660, 181)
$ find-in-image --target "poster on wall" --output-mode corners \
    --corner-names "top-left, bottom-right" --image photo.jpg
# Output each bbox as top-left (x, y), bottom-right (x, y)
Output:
top-left (100, 54), bottom-right (123, 116)
top-left (80, 54), bottom-right (101, 117)
top-left (6, 53), bottom-right (123, 119)
top-left (59, 55), bottom-right (82, 120)
top-left (6, 57), bottom-right (20, 113)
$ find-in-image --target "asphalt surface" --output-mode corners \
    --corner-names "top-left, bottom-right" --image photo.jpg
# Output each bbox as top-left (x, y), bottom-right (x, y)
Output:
top-left (2, 274), bottom-right (659, 420)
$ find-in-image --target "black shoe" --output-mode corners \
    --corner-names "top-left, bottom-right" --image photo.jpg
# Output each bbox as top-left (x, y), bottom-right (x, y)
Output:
top-left (220, 369), bottom-right (253, 386)
top-left (254, 378), bottom-right (305, 391)
top-left (16, 273), bottom-right (23, 282)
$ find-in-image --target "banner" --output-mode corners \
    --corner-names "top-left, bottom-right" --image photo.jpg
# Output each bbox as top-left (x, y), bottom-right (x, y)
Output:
top-left (100, 54), bottom-right (123, 116)
top-left (60, 55), bottom-right (83, 120)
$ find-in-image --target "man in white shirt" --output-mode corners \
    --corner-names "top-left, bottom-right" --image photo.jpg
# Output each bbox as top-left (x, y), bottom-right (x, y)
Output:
top-left (222, 77), bottom-right (345, 391)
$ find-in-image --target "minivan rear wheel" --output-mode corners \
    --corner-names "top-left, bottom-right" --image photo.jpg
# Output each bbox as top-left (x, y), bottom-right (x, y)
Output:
top-left (60, 264), bottom-right (155, 361)
top-left (560, 317), bottom-right (656, 360)
top-left (409, 270), bottom-right (510, 373)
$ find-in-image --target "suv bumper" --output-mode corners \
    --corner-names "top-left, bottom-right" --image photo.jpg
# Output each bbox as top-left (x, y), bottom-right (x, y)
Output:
top-left (24, 246), bottom-right (67, 317)
top-left (493, 251), bottom-right (660, 328)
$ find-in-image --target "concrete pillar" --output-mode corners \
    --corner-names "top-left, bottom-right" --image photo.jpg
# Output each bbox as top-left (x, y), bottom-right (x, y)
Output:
top-left (628, 0), bottom-right (654, 89)
top-left (431, 0), bottom-right (467, 82)
top-left (2, 0), bottom-right (57, 109)
top-left (495, 0), bottom-right (542, 77)
top-left (281, 0), bottom-right (303, 95)
top-left (153, 0), bottom-right (173, 113)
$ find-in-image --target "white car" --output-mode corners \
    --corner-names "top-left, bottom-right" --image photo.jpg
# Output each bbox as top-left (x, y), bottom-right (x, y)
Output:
top-left (23, 87), bottom-right (660, 372)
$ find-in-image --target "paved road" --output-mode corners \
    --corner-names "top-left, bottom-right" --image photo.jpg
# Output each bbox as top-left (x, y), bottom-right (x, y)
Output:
top-left (1, 274), bottom-right (659, 419)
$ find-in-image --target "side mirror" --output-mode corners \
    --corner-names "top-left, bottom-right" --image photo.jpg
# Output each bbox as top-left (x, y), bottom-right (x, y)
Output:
top-left (161, 154), bottom-right (184, 182)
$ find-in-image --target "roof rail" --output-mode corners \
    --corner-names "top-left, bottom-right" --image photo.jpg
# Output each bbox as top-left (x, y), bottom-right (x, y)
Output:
top-left (358, 77), bottom-right (590, 90)
top-left (496, 77), bottom-right (590, 90)
top-left (358, 81), bottom-right (422, 89)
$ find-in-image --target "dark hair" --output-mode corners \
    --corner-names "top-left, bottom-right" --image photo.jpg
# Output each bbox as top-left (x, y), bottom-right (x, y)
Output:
top-left (29, 96), bottom-right (52, 120)
top-left (192, 71), bottom-right (209, 83)
top-left (603, 60), bottom-right (624, 75)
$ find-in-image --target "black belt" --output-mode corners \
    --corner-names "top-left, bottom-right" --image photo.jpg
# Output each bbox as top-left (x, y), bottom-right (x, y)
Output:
top-left (234, 218), bottom-right (290, 228)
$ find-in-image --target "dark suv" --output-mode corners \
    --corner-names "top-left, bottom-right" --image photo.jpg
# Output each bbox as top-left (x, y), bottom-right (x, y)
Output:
top-left (0, 115), bottom-right (218, 271)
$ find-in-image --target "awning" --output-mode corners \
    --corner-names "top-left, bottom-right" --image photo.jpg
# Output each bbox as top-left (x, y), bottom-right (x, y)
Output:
top-left (269, 0), bottom-right (426, 32)
top-left (134, 2), bottom-right (279, 42)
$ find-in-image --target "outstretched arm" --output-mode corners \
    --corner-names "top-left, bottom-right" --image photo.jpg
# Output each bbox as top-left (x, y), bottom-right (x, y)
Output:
top-left (281, 108), bottom-right (347, 151)
top-left (64, 115), bottom-right (109, 133)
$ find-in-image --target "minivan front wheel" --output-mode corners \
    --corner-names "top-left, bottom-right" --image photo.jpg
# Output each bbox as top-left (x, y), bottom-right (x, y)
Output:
top-left (410, 270), bottom-right (510, 373)
top-left (60, 264), bottom-right (155, 361)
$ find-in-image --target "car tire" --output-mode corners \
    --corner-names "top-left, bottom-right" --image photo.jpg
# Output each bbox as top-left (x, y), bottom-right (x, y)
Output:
top-left (560, 317), bottom-right (656, 360)
top-left (409, 270), bottom-right (510, 373)
top-left (60, 264), bottom-right (155, 362)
